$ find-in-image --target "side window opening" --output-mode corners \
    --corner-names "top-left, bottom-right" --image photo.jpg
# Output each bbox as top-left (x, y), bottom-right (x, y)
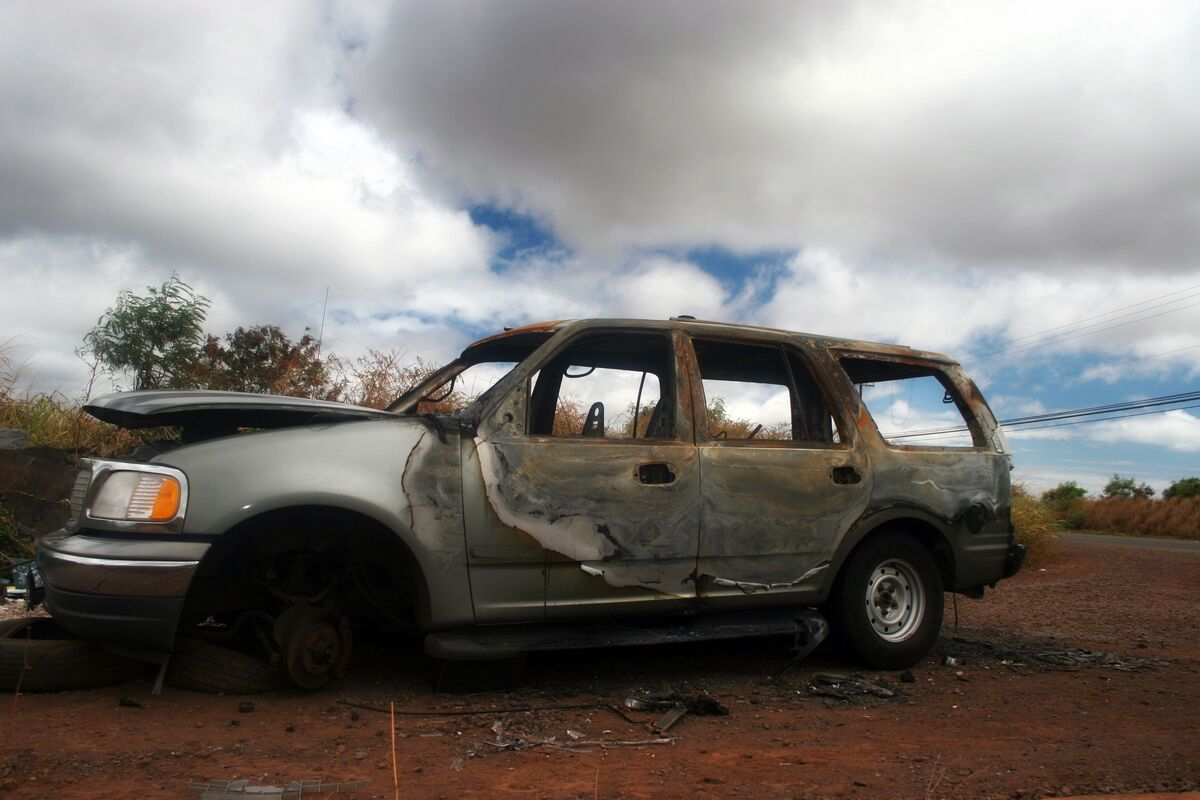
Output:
top-left (692, 339), bottom-right (838, 445)
top-left (839, 356), bottom-right (983, 448)
top-left (527, 332), bottom-right (674, 440)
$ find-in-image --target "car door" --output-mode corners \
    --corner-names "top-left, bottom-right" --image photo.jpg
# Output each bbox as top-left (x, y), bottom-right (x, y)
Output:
top-left (468, 327), bottom-right (702, 620)
top-left (688, 336), bottom-right (872, 605)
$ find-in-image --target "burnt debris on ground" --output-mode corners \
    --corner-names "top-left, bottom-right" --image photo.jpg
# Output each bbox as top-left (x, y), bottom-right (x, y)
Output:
top-left (939, 636), bottom-right (1173, 672)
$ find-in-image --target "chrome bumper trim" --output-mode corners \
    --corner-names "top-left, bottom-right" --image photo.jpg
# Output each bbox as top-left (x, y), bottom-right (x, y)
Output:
top-left (39, 548), bottom-right (199, 597)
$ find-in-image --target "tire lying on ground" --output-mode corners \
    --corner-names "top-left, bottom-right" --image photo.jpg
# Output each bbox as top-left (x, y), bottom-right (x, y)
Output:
top-left (166, 636), bottom-right (283, 695)
top-left (0, 617), bottom-right (143, 692)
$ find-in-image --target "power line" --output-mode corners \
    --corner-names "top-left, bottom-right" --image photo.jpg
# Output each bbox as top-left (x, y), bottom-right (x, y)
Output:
top-left (999, 343), bottom-right (1200, 390)
top-left (903, 402), bottom-right (1200, 443)
top-left (963, 297), bottom-right (1200, 364)
top-left (886, 390), bottom-right (1200, 440)
top-left (962, 281), bottom-right (1200, 362)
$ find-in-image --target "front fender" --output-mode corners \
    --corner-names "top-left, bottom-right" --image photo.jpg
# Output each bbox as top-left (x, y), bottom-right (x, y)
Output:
top-left (156, 417), bottom-right (472, 628)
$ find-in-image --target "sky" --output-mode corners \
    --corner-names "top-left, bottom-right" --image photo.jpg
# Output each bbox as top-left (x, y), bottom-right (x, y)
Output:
top-left (1, 1), bottom-right (1198, 494)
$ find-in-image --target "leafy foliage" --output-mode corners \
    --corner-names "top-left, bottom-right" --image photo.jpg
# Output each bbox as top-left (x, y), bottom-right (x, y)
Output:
top-left (1041, 480), bottom-right (1088, 529)
top-left (1163, 477), bottom-right (1200, 500)
top-left (1102, 474), bottom-right (1155, 500)
top-left (191, 325), bottom-right (345, 400)
top-left (82, 275), bottom-right (211, 390)
top-left (1041, 481), bottom-right (1087, 503)
top-left (0, 502), bottom-right (34, 561)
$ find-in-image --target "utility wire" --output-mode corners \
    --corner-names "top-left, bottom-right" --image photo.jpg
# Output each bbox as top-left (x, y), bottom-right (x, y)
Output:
top-left (886, 390), bottom-right (1200, 440)
top-left (903, 401), bottom-right (1200, 442)
top-left (999, 343), bottom-right (1200, 390)
top-left (962, 297), bottom-right (1200, 364)
top-left (962, 281), bottom-right (1200, 361)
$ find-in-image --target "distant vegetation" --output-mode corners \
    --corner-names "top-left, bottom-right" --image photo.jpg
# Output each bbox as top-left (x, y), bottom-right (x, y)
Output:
top-left (1039, 475), bottom-right (1199, 540)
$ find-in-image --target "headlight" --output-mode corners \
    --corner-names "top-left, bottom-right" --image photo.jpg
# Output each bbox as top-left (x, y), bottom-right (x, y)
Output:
top-left (85, 465), bottom-right (187, 529)
top-left (92, 472), bottom-right (182, 521)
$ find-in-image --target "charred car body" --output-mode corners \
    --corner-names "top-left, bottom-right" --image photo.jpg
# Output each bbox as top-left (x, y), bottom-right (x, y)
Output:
top-left (39, 318), bottom-right (1024, 688)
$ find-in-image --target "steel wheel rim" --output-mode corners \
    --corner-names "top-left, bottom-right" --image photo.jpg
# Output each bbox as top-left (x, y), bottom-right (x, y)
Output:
top-left (864, 558), bottom-right (925, 642)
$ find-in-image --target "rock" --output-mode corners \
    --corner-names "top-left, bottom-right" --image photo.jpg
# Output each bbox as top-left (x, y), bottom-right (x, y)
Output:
top-left (900, 670), bottom-right (916, 683)
top-left (0, 430), bottom-right (30, 450)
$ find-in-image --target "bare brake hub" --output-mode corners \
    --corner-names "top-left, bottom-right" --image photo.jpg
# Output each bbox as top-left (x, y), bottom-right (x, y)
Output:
top-left (273, 604), bottom-right (352, 689)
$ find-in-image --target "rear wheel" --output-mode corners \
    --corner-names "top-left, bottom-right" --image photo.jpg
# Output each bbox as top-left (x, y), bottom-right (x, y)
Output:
top-left (830, 532), bottom-right (943, 669)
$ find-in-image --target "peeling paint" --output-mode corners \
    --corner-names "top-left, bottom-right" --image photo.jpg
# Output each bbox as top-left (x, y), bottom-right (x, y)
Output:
top-left (709, 561), bottom-right (831, 594)
top-left (473, 436), bottom-right (699, 598)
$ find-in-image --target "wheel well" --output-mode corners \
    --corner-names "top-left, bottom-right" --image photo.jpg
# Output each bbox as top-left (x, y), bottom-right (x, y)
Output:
top-left (183, 506), bottom-right (429, 631)
top-left (842, 518), bottom-right (955, 590)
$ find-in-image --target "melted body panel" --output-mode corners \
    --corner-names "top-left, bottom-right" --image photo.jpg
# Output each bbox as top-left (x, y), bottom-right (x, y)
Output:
top-left (696, 443), bottom-right (871, 603)
top-left (473, 437), bottom-right (701, 616)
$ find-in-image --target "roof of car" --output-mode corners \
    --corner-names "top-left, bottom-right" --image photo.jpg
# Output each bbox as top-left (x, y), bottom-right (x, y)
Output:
top-left (466, 317), bottom-right (958, 364)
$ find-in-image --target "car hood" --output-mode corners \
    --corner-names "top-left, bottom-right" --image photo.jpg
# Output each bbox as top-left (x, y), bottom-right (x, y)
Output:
top-left (85, 390), bottom-right (394, 430)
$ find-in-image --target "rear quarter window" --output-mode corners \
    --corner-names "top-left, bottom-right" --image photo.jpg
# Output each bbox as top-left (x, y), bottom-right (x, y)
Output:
top-left (838, 356), bottom-right (985, 448)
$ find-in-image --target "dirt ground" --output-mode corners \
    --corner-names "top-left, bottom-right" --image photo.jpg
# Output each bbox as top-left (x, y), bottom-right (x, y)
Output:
top-left (2, 537), bottom-right (1198, 800)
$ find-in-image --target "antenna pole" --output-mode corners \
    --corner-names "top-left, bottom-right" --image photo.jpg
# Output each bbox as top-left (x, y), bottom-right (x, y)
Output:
top-left (317, 286), bottom-right (330, 355)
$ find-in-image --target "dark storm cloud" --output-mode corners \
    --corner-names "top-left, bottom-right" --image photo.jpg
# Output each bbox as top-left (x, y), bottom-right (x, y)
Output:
top-left (352, 1), bottom-right (1200, 270)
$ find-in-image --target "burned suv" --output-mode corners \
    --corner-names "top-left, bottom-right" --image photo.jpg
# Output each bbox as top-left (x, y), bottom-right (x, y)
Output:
top-left (39, 318), bottom-right (1023, 688)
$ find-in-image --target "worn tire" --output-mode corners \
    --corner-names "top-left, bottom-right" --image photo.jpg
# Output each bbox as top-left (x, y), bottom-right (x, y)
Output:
top-left (829, 532), bottom-right (944, 670)
top-left (0, 617), bottom-right (142, 692)
top-left (167, 636), bottom-right (283, 695)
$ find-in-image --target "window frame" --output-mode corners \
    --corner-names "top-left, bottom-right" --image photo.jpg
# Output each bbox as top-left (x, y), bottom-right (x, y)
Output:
top-left (511, 327), bottom-right (692, 446)
top-left (687, 335), bottom-right (851, 450)
top-left (834, 351), bottom-right (992, 451)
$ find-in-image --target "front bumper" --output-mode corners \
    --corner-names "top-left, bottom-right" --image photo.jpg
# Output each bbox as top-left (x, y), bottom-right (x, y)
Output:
top-left (37, 530), bottom-right (210, 660)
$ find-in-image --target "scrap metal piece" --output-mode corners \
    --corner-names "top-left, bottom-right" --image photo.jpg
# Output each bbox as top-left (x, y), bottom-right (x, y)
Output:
top-left (807, 673), bottom-right (896, 701)
top-left (187, 779), bottom-right (370, 798)
top-left (652, 703), bottom-right (688, 733)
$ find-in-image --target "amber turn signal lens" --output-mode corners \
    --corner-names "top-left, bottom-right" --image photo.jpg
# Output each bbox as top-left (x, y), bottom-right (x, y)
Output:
top-left (150, 477), bottom-right (181, 521)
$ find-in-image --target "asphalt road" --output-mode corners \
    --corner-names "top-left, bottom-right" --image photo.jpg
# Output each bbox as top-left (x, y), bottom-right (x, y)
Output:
top-left (1061, 530), bottom-right (1200, 552)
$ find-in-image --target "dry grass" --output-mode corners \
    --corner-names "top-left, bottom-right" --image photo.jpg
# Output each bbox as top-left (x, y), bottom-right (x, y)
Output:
top-left (0, 392), bottom-right (148, 456)
top-left (1010, 484), bottom-right (1062, 563)
top-left (1078, 497), bottom-right (1200, 540)
top-left (0, 344), bottom-right (146, 457)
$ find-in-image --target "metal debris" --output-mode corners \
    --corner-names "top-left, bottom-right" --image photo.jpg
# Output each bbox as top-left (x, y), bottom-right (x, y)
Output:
top-left (941, 638), bottom-right (1172, 672)
top-left (336, 698), bottom-right (638, 725)
top-left (806, 673), bottom-right (896, 701)
top-left (187, 779), bottom-right (369, 798)
top-left (624, 690), bottom-right (730, 732)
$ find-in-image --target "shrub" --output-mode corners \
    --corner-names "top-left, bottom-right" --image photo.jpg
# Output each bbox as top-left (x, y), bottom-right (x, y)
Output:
top-left (1102, 474), bottom-right (1155, 500)
top-left (0, 502), bottom-right (33, 561)
top-left (1040, 481), bottom-right (1087, 530)
top-left (1011, 484), bottom-right (1061, 563)
top-left (1163, 477), bottom-right (1200, 500)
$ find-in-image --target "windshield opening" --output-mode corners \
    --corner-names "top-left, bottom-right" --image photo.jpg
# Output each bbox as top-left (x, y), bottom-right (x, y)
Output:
top-left (387, 332), bottom-right (553, 416)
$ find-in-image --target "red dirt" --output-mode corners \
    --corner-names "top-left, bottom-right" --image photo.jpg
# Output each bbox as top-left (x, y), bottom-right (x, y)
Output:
top-left (3, 538), bottom-right (1198, 800)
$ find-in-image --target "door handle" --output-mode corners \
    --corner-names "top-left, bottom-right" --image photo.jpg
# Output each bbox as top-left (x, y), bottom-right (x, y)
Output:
top-left (831, 465), bottom-right (861, 485)
top-left (637, 463), bottom-right (676, 485)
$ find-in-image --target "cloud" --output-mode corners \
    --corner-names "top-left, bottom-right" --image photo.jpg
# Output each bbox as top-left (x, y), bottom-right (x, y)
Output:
top-left (0, 2), bottom-right (495, 392)
top-left (353, 1), bottom-right (1200, 269)
top-left (1087, 409), bottom-right (1200, 453)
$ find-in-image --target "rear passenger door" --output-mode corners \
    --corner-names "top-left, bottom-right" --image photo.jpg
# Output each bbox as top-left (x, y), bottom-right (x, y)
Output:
top-left (689, 337), bottom-right (870, 605)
